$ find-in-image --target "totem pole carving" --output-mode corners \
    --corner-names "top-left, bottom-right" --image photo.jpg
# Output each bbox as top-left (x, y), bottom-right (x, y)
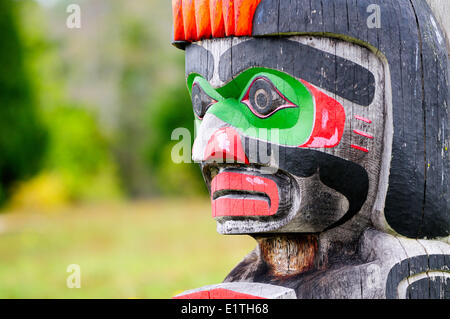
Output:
top-left (171, 0), bottom-right (449, 299)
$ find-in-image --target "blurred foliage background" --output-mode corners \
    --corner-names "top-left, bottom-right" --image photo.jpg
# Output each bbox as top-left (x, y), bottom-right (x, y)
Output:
top-left (0, 0), bottom-right (254, 298)
top-left (3, 0), bottom-right (206, 205)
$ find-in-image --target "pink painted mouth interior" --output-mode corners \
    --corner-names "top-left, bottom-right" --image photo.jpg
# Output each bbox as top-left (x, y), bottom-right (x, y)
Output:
top-left (211, 172), bottom-right (279, 217)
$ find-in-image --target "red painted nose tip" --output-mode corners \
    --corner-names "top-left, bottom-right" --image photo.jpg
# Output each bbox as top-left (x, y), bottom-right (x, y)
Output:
top-left (203, 127), bottom-right (249, 164)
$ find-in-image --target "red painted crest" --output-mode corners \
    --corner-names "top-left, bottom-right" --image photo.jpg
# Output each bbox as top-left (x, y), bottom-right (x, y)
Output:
top-left (172, 0), bottom-right (262, 42)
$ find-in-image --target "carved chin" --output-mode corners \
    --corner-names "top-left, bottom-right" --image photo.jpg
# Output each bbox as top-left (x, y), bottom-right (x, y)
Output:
top-left (213, 169), bottom-right (349, 235)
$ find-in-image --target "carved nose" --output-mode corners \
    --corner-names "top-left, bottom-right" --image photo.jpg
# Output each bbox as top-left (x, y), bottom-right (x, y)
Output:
top-left (203, 127), bottom-right (249, 164)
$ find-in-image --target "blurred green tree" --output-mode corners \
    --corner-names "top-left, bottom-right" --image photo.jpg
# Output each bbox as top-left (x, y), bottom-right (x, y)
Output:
top-left (112, 1), bottom-right (206, 197)
top-left (0, 0), bottom-right (48, 205)
top-left (42, 105), bottom-right (123, 202)
top-left (115, 16), bottom-right (157, 197)
top-left (6, 0), bottom-right (123, 208)
top-left (4, 0), bottom-right (207, 204)
top-left (144, 65), bottom-right (207, 197)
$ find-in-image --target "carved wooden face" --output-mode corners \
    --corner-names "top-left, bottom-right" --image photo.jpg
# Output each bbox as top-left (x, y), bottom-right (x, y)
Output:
top-left (186, 36), bottom-right (390, 235)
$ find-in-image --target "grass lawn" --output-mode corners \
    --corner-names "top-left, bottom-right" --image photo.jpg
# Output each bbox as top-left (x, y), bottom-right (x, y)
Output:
top-left (0, 199), bottom-right (255, 298)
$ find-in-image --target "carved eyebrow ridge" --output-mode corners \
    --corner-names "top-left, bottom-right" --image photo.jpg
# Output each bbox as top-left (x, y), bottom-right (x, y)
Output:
top-left (218, 38), bottom-right (375, 106)
top-left (185, 44), bottom-right (214, 81)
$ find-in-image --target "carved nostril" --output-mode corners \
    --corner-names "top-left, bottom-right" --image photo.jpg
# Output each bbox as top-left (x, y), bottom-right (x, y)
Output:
top-left (203, 127), bottom-right (249, 164)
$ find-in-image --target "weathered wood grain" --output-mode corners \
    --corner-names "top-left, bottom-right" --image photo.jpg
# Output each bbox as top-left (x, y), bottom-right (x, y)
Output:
top-left (426, 0), bottom-right (450, 52)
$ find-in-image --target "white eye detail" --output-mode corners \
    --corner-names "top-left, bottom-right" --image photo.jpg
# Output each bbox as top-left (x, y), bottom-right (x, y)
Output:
top-left (242, 77), bottom-right (295, 118)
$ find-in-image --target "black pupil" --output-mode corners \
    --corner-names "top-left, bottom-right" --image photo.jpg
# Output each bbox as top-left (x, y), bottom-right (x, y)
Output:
top-left (255, 89), bottom-right (269, 110)
top-left (249, 78), bottom-right (284, 116)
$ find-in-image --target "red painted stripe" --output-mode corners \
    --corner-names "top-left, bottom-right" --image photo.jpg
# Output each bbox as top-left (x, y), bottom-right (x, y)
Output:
top-left (351, 144), bottom-right (369, 153)
top-left (353, 129), bottom-right (374, 139)
top-left (354, 115), bottom-right (372, 124)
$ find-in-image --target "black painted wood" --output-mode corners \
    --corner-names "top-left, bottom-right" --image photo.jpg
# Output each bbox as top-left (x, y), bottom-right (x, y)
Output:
top-left (248, 0), bottom-right (448, 239)
top-left (185, 44), bottom-right (214, 80)
top-left (386, 255), bottom-right (450, 299)
top-left (410, 0), bottom-right (449, 238)
top-left (220, 39), bottom-right (376, 105)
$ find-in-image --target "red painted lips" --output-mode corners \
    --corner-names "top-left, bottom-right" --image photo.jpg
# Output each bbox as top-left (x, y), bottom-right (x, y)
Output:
top-left (211, 171), bottom-right (279, 217)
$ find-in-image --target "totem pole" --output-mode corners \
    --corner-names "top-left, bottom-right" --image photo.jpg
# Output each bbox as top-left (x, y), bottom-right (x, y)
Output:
top-left (171, 0), bottom-right (449, 299)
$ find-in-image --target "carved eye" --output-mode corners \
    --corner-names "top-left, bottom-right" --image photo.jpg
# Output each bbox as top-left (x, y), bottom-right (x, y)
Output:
top-left (191, 83), bottom-right (216, 119)
top-left (243, 77), bottom-right (295, 117)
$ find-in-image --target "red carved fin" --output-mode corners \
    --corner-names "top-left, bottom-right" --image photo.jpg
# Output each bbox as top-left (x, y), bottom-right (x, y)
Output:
top-left (210, 0), bottom-right (225, 37)
top-left (234, 0), bottom-right (262, 36)
top-left (174, 0), bottom-right (262, 41)
top-left (172, 0), bottom-right (185, 41)
top-left (182, 0), bottom-right (197, 41)
top-left (222, 0), bottom-right (235, 36)
top-left (195, 0), bottom-right (212, 39)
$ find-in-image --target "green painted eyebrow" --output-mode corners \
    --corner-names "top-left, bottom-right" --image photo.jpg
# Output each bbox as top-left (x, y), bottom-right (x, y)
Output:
top-left (188, 68), bottom-right (307, 106)
top-left (188, 68), bottom-right (316, 147)
top-left (190, 76), bottom-right (224, 102)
